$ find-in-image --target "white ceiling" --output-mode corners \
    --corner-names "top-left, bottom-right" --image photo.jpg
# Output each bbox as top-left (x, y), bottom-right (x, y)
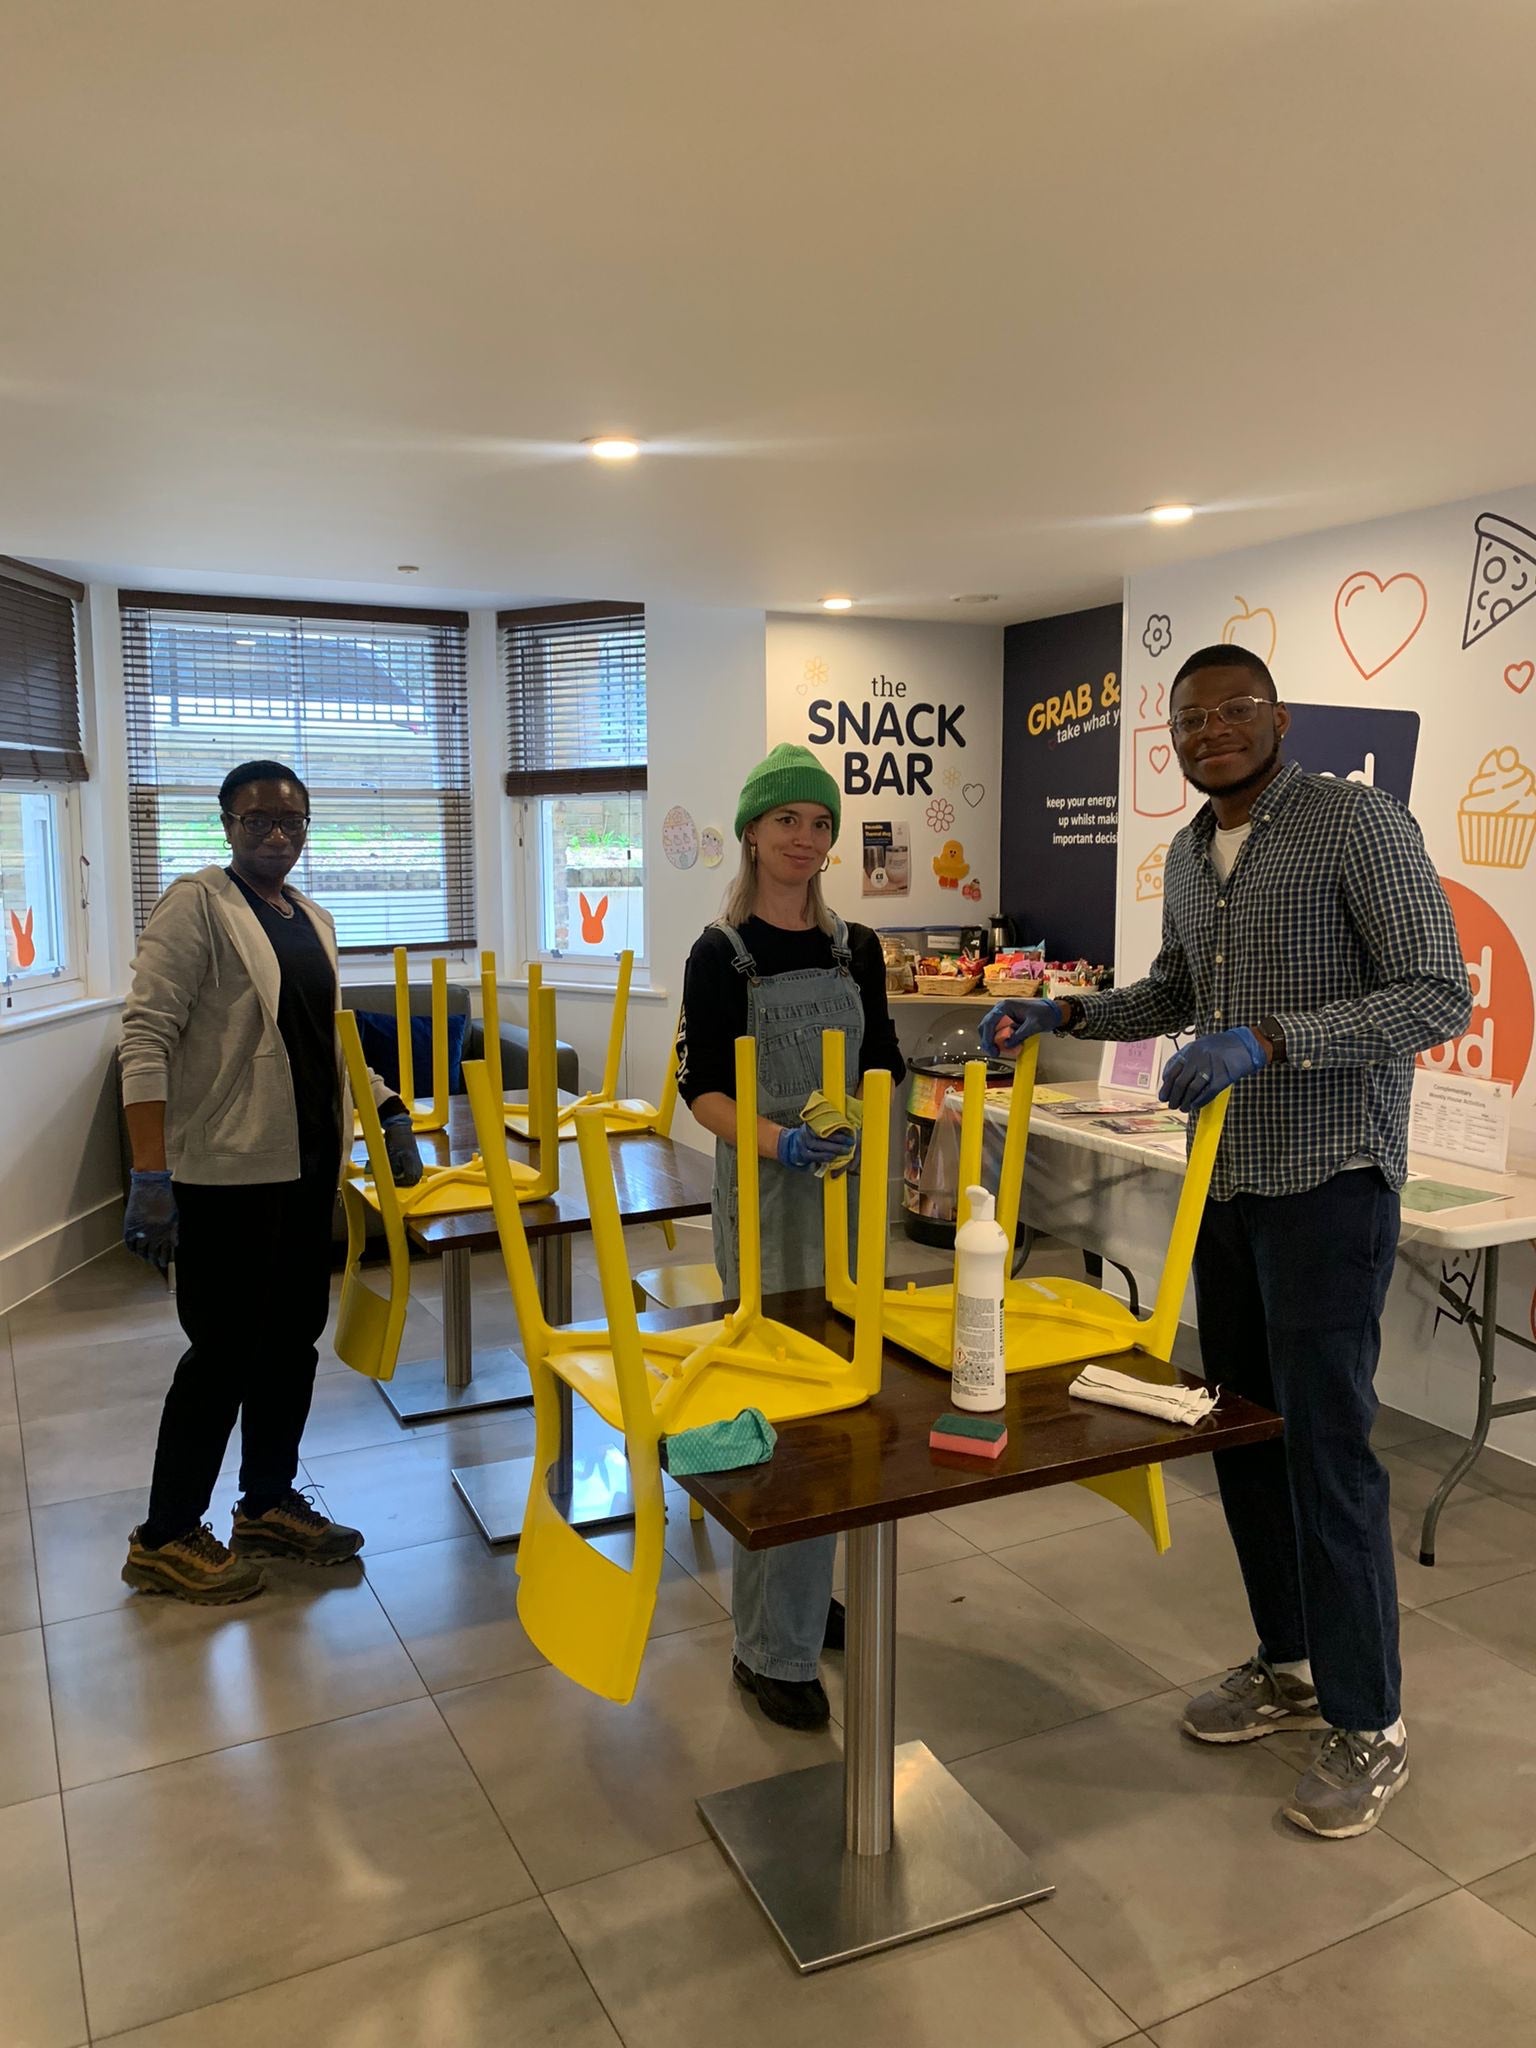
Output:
top-left (5, 0), bottom-right (1534, 621)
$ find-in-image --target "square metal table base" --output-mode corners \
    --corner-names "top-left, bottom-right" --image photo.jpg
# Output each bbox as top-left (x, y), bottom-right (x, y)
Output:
top-left (697, 1740), bottom-right (1053, 1972)
top-left (374, 1349), bottom-right (533, 1424)
top-left (452, 1436), bottom-right (635, 1546)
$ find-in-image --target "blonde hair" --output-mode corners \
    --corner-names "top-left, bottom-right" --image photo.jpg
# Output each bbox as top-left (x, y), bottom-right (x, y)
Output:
top-left (719, 828), bottom-right (835, 936)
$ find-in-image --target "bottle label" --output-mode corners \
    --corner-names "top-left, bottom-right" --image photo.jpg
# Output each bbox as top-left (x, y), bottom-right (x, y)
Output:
top-left (953, 1291), bottom-right (1005, 1392)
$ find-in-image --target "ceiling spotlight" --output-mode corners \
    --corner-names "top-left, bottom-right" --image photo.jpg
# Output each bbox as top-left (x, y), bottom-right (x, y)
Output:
top-left (952, 593), bottom-right (999, 604)
top-left (396, 563), bottom-right (420, 573)
top-left (821, 595), bottom-right (854, 611)
top-left (1147, 504), bottom-right (1195, 526)
top-left (585, 436), bottom-right (642, 462)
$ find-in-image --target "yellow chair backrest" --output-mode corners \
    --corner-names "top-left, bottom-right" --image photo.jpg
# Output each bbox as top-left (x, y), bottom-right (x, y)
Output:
top-left (465, 1057), bottom-right (666, 1703)
top-left (334, 1008), bottom-right (411, 1382)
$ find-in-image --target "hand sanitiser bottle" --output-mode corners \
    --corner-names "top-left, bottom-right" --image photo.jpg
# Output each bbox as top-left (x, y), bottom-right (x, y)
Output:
top-left (951, 1185), bottom-right (1008, 1411)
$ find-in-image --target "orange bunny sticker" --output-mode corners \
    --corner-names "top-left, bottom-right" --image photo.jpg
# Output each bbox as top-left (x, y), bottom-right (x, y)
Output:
top-left (579, 892), bottom-right (609, 944)
top-left (7, 907), bottom-right (36, 969)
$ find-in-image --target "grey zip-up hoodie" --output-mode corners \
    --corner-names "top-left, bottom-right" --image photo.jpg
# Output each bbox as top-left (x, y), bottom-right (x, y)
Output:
top-left (119, 865), bottom-right (393, 1185)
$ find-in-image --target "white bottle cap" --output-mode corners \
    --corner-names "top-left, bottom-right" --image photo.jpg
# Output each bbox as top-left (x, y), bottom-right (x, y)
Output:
top-left (966, 1185), bottom-right (994, 1223)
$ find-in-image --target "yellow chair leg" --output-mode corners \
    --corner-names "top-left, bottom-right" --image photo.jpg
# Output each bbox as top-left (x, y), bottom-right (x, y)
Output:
top-left (1075, 1465), bottom-right (1172, 1552)
top-left (688, 1497), bottom-right (705, 1523)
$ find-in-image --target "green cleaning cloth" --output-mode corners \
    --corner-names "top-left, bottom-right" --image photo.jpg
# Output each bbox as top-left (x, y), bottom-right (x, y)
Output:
top-left (800, 1089), bottom-right (862, 1179)
top-left (663, 1407), bottom-right (778, 1476)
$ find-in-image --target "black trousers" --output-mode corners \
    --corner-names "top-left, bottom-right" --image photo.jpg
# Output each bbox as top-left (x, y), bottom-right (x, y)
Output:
top-left (144, 1154), bottom-right (338, 1540)
top-left (1193, 1167), bottom-right (1402, 1731)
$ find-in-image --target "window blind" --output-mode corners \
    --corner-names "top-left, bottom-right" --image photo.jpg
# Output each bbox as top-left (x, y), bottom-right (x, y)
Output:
top-left (120, 592), bottom-right (474, 949)
top-left (0, 562), bottom-right (86, 783)
top-left (501, 602), bottom-right (647, 796)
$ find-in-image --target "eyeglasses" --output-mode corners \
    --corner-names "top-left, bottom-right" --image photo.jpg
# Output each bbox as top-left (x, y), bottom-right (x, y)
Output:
top-left (1169, 695), bottom-right (1276, 739)
top-left (223, 809), bottom-right (310, 840)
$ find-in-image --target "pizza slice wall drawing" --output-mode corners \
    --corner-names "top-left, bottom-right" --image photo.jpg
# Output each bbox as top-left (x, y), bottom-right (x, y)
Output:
top-left (1463, 511), bottom-right (1536, 649)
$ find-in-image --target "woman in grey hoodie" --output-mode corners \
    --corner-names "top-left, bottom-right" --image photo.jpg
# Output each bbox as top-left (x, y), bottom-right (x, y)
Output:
top-left (118, 759), bottom-right (423, 1603)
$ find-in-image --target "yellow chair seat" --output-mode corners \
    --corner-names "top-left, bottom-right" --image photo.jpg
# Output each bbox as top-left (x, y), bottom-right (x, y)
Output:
top-left (632, 1263), bottom-right (725, 1312)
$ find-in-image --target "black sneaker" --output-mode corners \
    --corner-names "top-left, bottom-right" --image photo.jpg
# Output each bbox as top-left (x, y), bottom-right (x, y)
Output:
top-left (230, 1489), bottom-right (364, 1565)
top-left (824, 1597), bottom-right (846, 1651)
top-left (122, 1523), bottom-right (267, 1605)
top-left (732, 1656), bottom-right (831, 1730)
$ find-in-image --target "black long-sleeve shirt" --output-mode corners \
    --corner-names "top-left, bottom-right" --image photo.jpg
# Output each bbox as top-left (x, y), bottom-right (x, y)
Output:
top-left (676, 918), bottom-right (906, 1104)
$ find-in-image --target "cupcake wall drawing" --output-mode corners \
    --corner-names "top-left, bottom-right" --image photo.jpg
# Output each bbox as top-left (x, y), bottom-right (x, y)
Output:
top-left (1457, 747), bottom-right (1536, 870)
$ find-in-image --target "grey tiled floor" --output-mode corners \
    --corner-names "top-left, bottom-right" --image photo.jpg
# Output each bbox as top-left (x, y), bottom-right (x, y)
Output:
top-left (4, 1232), bottom-right (1536, 2045)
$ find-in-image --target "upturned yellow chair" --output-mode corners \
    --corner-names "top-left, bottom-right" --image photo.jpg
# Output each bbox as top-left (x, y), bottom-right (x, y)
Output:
top-left (462, 1041), bottom-right (893, 1700)
top-left (346, 985), bottom-right (562, 1222)
top-left (502, 951), bottom-right (675, 1140)
top-left (334, 1008), bottom-right (413, 1382)
top-left (510, 1101), bottom-right (669, 1704)
top-left (822, 1032), bottom-right (1232, 1554)
top-left (464, 1037), bottom-right (893, 1441)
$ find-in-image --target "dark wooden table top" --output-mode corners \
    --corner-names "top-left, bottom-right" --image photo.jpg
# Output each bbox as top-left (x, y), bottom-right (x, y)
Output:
top-left (360, 1097), bottom-right (715, 1250)
top-left (649, 1290), bottom-right (1282, 1548)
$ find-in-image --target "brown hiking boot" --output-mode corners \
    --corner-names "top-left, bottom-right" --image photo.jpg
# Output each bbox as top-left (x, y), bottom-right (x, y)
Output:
top-left (231, 1489), bottom-right (364, 1565)
top-left (122, 1523), bottom-right (267, 1605)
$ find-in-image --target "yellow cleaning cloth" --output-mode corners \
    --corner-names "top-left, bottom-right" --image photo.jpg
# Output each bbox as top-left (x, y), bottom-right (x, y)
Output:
top-left (800, 1090), bottom-right (862, 1179)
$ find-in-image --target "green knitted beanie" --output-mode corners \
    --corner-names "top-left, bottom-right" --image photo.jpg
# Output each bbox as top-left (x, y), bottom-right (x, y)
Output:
top-left (734, 743), bottom-right (842, 842)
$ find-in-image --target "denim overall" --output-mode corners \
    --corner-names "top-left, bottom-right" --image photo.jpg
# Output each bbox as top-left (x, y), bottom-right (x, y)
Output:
top-left (712, 917), bottom-right (864, 1683)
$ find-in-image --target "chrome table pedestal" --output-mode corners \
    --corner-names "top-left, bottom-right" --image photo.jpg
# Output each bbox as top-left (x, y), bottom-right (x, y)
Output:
top-left (697, 1519), bottom-right (1052, 1972)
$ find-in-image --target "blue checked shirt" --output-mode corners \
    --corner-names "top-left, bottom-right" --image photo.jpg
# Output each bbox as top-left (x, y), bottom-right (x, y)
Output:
top-left (1069, 762), bottom-right (1472, 1200)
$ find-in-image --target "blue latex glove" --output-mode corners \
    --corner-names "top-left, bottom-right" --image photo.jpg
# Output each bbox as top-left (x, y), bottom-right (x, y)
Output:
top-left (1159, 1027), bottom-right (1269, 1113)
top-left (777, 1125), bottom-right (856, 1174)
top-left (124, 1170), bottom-right (178, 1273)
top-left (381, 1114), bottom-right (425, 1187)
top-left (980, 997), bottom-right (1064, 1058)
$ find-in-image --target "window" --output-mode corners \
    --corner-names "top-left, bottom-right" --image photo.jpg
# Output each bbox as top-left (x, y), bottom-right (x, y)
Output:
top-left (0, 560), bottom-right (88, 1011)
top-left (120, 594), bottom-right (474, 950)
top-left (502, 603), bottom-right (646, 963)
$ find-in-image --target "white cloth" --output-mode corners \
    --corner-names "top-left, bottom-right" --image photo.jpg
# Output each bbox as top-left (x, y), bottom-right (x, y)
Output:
top-left (1068, 1362), bottom-right (1217, 1427)
top-left (1211, 820), bottom-right (1253, 880)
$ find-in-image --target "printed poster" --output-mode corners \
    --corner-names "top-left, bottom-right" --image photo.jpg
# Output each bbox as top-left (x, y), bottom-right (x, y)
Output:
top-left (862, 820), bottom-right (911, 898)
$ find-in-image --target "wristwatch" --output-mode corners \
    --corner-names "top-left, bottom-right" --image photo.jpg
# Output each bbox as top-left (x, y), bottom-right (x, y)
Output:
top-left (1256, 1015), bottom-right (1287, 1065)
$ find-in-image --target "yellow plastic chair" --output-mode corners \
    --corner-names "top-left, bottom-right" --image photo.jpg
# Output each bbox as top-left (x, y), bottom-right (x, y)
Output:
top-left (348, 985), bottom-right (562, 1220)
top-left (333, 1009), bottom-right (412, 1382)
top-left (464, 1037), bottom-right (892, 1439)
top-left (823, 1034), bottom-right (1230, 1555)
top-left (504, 1103), bottom-right (668, 1705)
top-left (503, 952), bottom-right (670, 1140)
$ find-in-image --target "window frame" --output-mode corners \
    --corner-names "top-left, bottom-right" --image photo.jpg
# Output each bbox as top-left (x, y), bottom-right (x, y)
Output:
top-left (514, 790), bottom-right (650, 978)
top-left (1, 781), bottom-right (88, 1016)
top-left (119, 591), bottom-right (475, 958)
top-left (500, 603), bottom-right (649, 979)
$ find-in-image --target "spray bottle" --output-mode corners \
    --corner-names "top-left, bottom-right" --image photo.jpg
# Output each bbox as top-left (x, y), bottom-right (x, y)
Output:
top-left (950, 1184), bottom-right (1008, 1411)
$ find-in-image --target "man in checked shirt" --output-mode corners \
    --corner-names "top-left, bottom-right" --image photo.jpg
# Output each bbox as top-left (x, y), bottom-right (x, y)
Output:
top-left (983, 643), bottom-right (1471, 1841)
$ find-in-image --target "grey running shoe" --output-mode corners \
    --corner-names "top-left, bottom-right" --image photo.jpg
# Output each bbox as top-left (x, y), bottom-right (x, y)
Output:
top-left (1182, 1655), bottom-right (1329, 1744)
top-left (1283, 1726), bottom-right (1409, 1839)
top-left (122, 1523), bottom-right (267, 1604)
top-left (231, 1489), bottom-right (364, 1565)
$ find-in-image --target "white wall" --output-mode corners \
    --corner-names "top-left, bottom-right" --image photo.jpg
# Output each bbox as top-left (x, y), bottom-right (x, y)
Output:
top-left (766, 614), bottom-right (1004, 935)
top-left (1119, 483), bottom-right (1536, 1457)
top-left (0, 1002), bottom-right (125, 1309)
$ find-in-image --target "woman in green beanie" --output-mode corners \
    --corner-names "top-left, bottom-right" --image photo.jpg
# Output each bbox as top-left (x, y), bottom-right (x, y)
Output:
top-left (676, 742), bottom-right (904, 1730)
